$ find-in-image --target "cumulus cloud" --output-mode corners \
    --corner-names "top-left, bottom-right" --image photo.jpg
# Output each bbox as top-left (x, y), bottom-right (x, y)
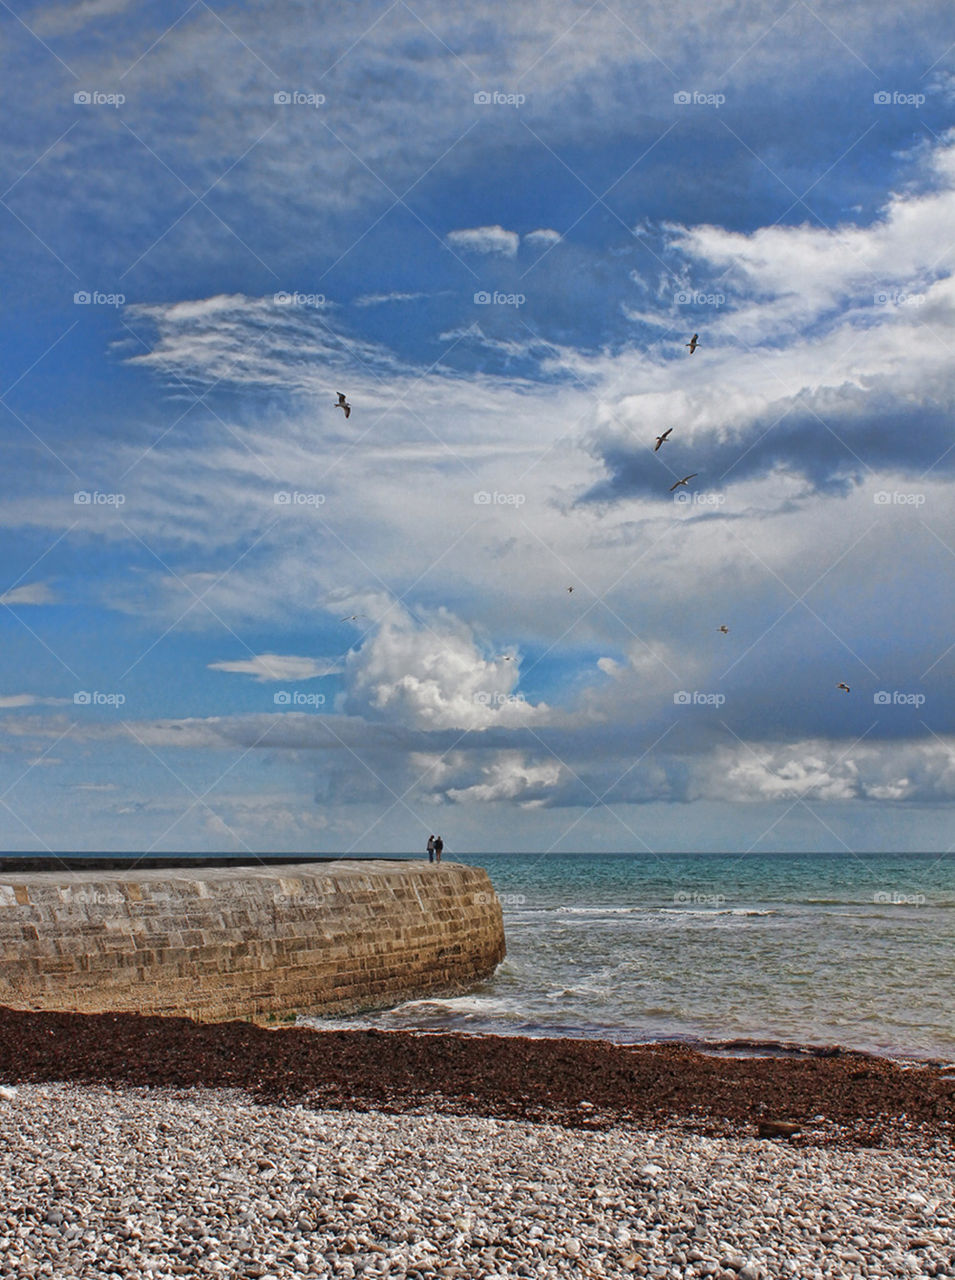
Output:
top-left (208, 654), bottom-right (343, 682)
top-left (446, 226), bottom-right (520, 257)
top-left (344, 605), bottom-right (548, 731)
top-left (667, 133), bottom-right (955, 330)
top-left (444, 751), bottom-right (563, 805)
top-left (583, 135), bottom-right (955, 505)
top-left (524, 228), bottom-right (561, 247)
top-left (701, 739), bottom-right (955, 807)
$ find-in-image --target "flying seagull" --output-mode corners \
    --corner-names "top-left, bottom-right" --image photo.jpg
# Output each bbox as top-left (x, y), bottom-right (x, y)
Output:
top-left (340, 614), bottom-right (368, 622)
top-left (566, 586), bottom-right (574, 593)
top-left (669, 473), bottom-right (698, 491)
top-left (335, 392), bottom-right (351, 419)
top-left (836, 682), bottom-right (850, 693)
top-left (685, 334), bottom-right (699, 354)
top-left (654, 428), bottom-right (673, 452)
top-left (718, 625), bottom-right (729, 634)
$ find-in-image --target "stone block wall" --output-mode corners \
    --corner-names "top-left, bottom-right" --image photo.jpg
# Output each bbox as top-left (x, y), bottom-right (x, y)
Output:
top-left (0, 860), bottom-right (506, 1022)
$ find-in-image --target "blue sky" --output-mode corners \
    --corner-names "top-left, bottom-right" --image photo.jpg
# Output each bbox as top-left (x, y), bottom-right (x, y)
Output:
top-left (2, 0), bottom-right (955, 854)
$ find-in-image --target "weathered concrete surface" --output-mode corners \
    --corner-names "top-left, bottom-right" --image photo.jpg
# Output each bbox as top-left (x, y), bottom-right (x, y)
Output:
top-left (0, 860), bottom-right (506, 1022)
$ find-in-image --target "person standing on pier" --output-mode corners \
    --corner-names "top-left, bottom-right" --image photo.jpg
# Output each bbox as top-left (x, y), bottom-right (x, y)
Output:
top-left (426, 835), bottom-right (436, 863)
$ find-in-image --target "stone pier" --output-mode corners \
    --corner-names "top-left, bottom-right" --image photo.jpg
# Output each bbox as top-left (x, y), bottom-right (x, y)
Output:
top-left (0, 858), bottom-right (506, 1022)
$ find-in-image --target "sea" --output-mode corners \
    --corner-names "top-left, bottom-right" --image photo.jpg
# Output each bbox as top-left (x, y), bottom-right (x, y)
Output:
top-left (302, 852), bottom-right (955, 1062)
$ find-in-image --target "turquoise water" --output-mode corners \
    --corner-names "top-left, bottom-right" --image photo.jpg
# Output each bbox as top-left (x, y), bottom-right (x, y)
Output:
top-left (305, 853), bottom-right (955, 1060)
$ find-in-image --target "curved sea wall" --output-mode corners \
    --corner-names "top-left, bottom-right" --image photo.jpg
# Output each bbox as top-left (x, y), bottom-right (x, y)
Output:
top-left (0, 859), bottom-right (505, 1022)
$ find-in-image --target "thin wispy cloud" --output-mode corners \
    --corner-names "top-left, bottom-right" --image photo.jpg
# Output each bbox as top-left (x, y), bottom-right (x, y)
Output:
top-left (446, 226), bottom-right (520, 257)
top-left (209, 654), bottom-right (343, 682)
top-left (0, 583), bottom-right (57, 606)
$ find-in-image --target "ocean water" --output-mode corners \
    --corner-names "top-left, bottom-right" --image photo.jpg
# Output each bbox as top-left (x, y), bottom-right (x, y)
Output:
top-left (303, 853), bottom-right (955, 1061)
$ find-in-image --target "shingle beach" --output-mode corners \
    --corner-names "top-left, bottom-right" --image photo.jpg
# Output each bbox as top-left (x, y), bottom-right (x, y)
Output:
top-left (0, 1008), bottom-right (952, 1278)
top-left (0, 1081), bottom-right (952, 1280)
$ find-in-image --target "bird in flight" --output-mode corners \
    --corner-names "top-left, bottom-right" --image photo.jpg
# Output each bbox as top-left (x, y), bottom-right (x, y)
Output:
top-left (685, 334), bottom-right (699, 354)
top-left (654, 428), bottom-right (673, 452)
top-left (340, 614), bottom-right (368, 622)
top-left (566, 586), bottom-right (575, 593)
top-left (836, 682), bottom-right (850, 693)
top-left (669, 473), bottom-right (698, 491)
top-left (718, 625), bottom-right (729, 634)
top-left (335, 392), bottom-right (351, 419)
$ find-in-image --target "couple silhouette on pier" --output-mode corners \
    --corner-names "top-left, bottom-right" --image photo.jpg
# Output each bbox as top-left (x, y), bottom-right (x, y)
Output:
top-left (426, 835), bottom-right (444, 863)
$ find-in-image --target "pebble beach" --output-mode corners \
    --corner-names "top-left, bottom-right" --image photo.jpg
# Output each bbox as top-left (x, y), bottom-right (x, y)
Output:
top-left (0, 1008), bottom-right (953, 1279)
top-left (0, 1079), bottom-right (952, 1280)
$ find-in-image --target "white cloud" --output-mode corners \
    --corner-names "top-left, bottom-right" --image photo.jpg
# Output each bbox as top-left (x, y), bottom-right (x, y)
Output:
top-left (0, 694), bottom-right (41, 709)
top-left (597, 656), bottom-right (623, 677)
top-left (719, 747), bottom-right (859, 803)
top-left (0, 693), bottom-right (66, 709)
top-left (353, 292), bottom-right (430, 307)
top-left (208, 654), bottom-right (342, 682)
top-left (445, 752), bottom-right (563, 804)
top-left (345, 604), bottom-right (548, 731)
top-left (665, 134), bottom-right (955, 342)
top-left (0, 583), bottom-right (56, 606)
top-left (5, 1), bottom-right (952, 309)
top-left (123, 293), bottom-right (407, 394)
top-left (524, 228), bottom-right (561, 247)
top-left (698, 739), bottom-right (955, 806)
top-left (446, 226), bottom-right (520, 257)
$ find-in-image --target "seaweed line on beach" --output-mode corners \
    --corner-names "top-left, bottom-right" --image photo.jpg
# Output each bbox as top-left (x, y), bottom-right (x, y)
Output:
top-left (0, 1007), bottom-right (952, 1150)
